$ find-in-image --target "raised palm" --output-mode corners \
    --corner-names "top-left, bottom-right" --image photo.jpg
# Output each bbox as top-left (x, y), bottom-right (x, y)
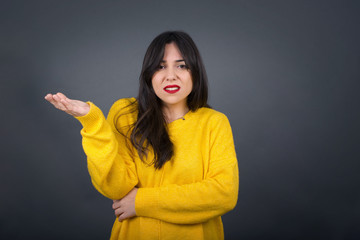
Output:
top-left (44, 92), bottom-right (90, 117)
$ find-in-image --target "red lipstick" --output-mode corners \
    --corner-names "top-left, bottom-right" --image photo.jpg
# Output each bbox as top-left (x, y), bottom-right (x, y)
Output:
top-left (164, 85), bottom-right (180, 94)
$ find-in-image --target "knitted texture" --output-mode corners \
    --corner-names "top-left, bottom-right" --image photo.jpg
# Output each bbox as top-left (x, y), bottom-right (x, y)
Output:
top-left (75, 98), bottom-right (239, 240)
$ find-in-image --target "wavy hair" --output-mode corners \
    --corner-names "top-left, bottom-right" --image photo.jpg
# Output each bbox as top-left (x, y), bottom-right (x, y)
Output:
top-left (120, 31), bottom-right (209, 169)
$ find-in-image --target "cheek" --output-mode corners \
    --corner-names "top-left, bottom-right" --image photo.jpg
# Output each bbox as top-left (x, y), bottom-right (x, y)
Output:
top-left (151, 75), bottom-right (158, 87)
top-left (151, 78), bottom-right (162, 94)
top-left (151, 72), bottom-right (163, 87)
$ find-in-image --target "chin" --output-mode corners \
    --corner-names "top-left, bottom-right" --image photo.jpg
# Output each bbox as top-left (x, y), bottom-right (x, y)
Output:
top-left (161, 97), bottom-right (187, 106)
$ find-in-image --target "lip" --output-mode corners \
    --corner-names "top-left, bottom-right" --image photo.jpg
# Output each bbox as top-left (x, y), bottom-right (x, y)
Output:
top-left (163, 85), bottom-right (180, 94)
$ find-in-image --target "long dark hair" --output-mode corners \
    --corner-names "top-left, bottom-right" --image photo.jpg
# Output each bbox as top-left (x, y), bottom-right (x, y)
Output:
top-left (120, 31), bottom-right (209, 169)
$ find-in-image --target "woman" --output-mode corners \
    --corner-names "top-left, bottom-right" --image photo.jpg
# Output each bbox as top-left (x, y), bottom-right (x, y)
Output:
top-left (45, 31), bottom-right (238, 240)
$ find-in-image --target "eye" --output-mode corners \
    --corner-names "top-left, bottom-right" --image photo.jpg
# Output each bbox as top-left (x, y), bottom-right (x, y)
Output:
top-left (158, 65), bottom-right (166, 70)
top-left (177, 64), bottom-right (188, 69)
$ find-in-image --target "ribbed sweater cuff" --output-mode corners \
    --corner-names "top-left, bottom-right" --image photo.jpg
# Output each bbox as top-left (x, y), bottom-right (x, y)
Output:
top-left (74, 102), bottom-right (104, 131)
top-left (135, 188), bottom-right (159, 217)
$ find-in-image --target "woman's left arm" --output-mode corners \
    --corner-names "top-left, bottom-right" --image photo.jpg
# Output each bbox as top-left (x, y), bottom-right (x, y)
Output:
top-left (133, 114), bottom-right (239, 224)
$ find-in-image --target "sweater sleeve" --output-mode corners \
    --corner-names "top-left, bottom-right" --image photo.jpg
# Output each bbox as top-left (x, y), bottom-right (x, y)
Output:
top-left (135, 114), bottom-right (239, 224)
top-left (75, 100), bottom-right (138, 200)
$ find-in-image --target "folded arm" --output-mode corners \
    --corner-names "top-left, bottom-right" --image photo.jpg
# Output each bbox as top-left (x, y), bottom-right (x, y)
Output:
top-left (135, 114), bottom-right (239, 224)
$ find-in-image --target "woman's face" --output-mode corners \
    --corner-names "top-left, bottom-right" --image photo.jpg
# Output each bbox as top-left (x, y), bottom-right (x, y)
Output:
top-left (152, 42), bottom-right (193, 110)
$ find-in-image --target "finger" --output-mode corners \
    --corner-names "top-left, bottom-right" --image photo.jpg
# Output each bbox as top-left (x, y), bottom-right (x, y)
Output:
top-left (118, 212), bottom-right (130, 222)
top-left (52, 94), bottom-right (61, 103)
top-left (56, 93), bottom-right (73, 107)
top-left (55, 92), bottom-right (69, 105)
top-left (45, 94), bottom-right (64, 110)
top-left (59, 97), bottom-right (73, 111)
top-left (118, 213), bottom-right (125, 222)
top-left (44, 93), bottom-right (53, 101)
top-left (115, 208), bottom-right (123, 217)
top-left (45, 94), bottom-right (57, 103)
top-left (56, 92), bottom-right (68, 100)
top-left (112, 200), bottom-right (121, 209)
top-left (52, 94), bottom-right (68, 111)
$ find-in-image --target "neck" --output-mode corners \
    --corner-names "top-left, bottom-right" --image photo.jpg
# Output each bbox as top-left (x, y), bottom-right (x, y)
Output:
top-left (162, 103), bottom-right (189, 123)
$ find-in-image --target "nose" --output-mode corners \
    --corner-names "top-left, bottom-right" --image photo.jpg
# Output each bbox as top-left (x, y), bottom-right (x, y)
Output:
top-left (166, 67), bottom-right (177, 81)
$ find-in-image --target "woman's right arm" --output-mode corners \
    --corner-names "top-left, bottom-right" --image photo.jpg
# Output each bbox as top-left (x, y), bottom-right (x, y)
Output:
top-left (45, 93), bottom-right (138, 200)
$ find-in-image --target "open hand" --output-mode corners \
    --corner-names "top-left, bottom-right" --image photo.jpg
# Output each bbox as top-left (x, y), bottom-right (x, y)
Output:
top-left (112, 188), bottom-right (138, 222)
top-left (44, 92), bottom-right (90, 117)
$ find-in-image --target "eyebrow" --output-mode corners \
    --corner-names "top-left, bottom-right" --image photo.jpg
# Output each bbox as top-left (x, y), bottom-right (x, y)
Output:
top-left (161, 59), bottom-right (185, 63)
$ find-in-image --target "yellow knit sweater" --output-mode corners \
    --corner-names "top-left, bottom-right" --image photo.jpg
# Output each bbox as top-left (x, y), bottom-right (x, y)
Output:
top-left (75, 98), bottom-right (239, 240)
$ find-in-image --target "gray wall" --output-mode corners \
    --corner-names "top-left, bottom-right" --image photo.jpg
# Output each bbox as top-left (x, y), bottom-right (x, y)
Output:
top-left (1, 0), bottom-right (359, 239)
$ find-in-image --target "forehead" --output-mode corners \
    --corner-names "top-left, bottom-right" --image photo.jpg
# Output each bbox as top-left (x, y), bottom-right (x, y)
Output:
top-left (163, 42), bottom-right (184, 60)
